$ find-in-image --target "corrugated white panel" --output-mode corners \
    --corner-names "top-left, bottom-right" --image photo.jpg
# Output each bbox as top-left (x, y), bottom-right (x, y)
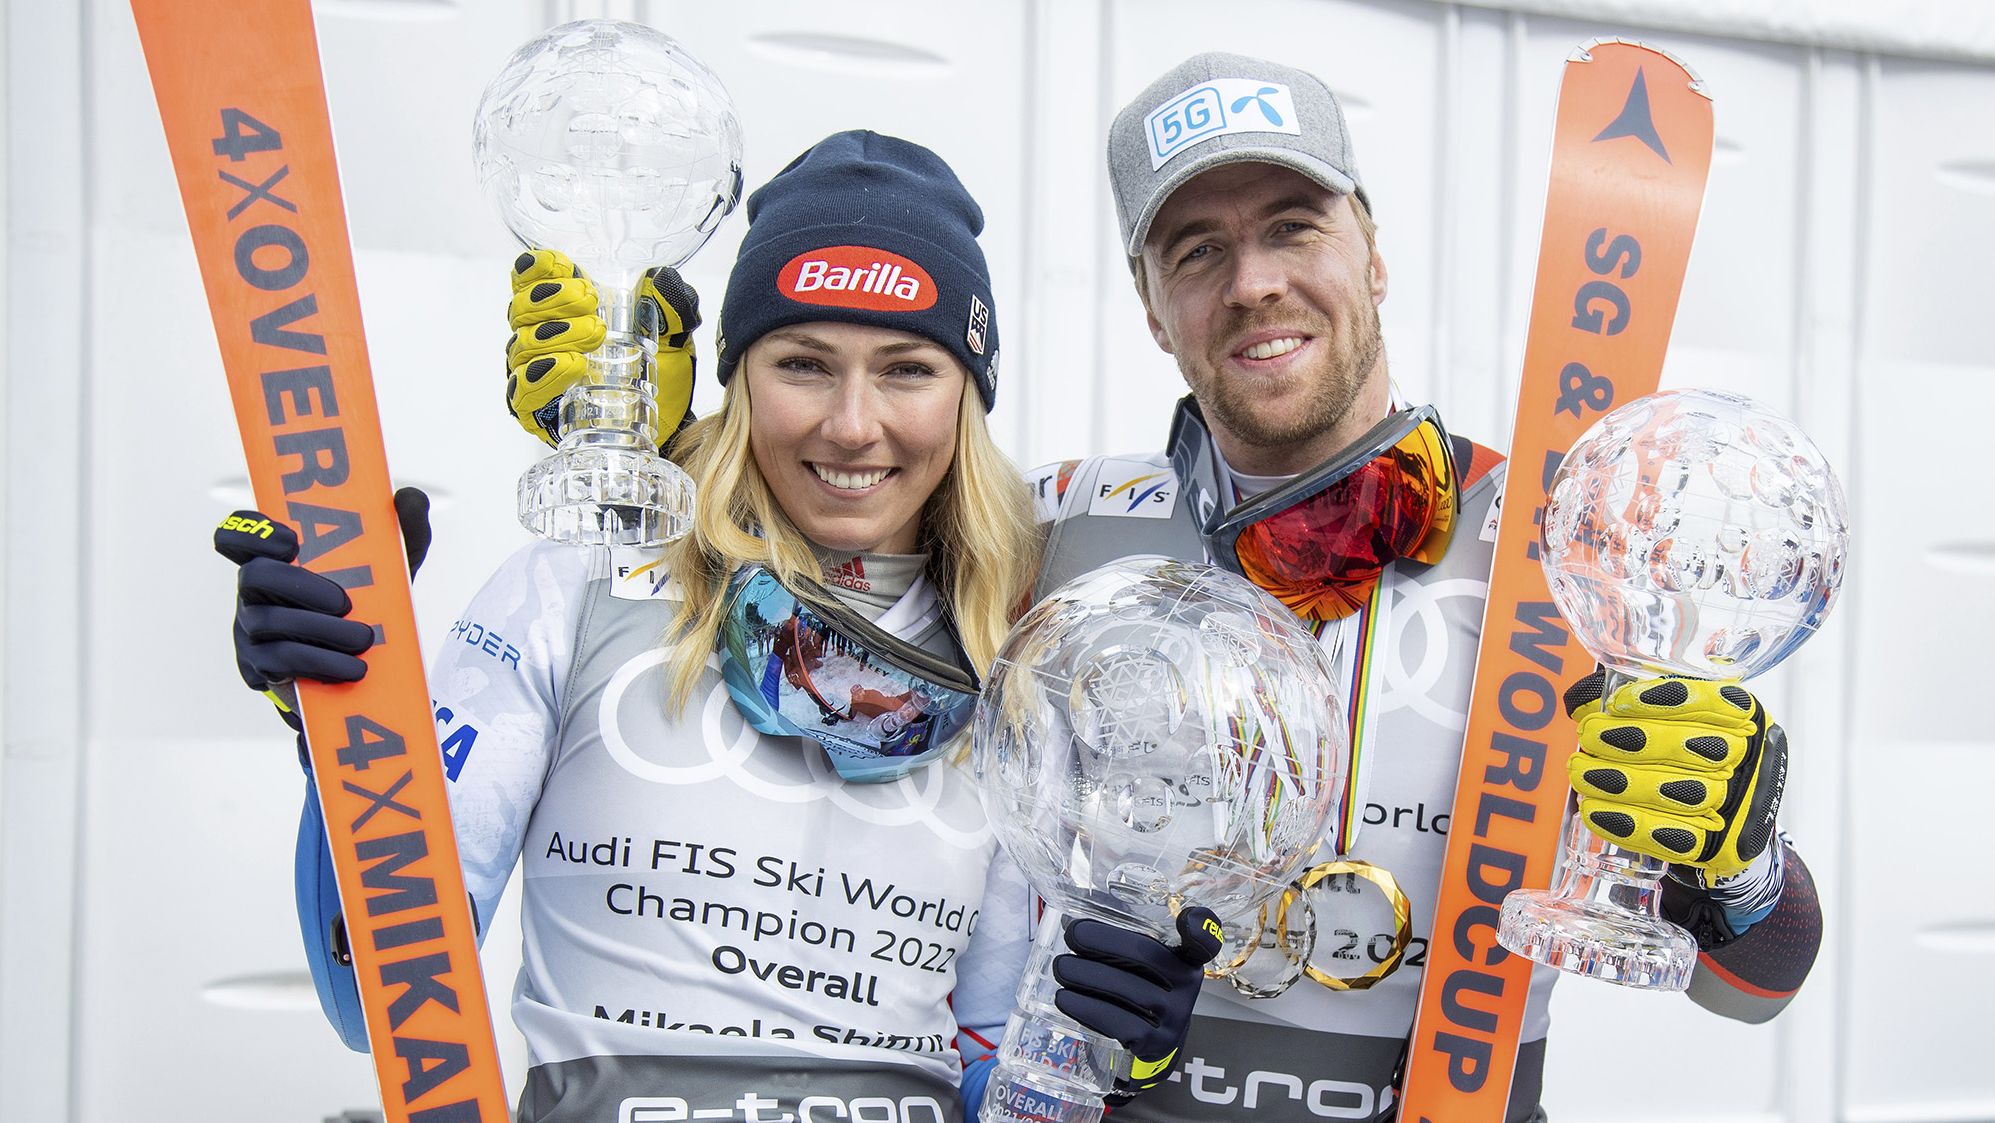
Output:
top-left (1841, 56), bottom-right (1995, 1123)
top-left (71, 738), bottom-right (386, 1117)
top-left (1461, 0), bottom-right (1995, 64)
top-left (1, 4), bottom-right (87, 1122)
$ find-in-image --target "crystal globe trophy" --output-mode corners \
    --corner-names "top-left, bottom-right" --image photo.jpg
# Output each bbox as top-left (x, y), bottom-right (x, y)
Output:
top-left (973, 557), bottom-right (1347, 1123)
top-left (474, 19), bottom-right (743, 546)
top-left (1497, 388), bottom-right (1849, 989)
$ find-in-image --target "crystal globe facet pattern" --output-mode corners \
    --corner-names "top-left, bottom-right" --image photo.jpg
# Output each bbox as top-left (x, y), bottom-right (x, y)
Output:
top-left (973, 557), bottom-right (1347, 937)
top-left (473, 19), bottom-right (743, 288)
top-left (1540, 388), bottom-right (1849, 681)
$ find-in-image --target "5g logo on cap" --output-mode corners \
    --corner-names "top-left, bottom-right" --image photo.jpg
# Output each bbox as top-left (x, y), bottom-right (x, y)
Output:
top-left (1145, 78), bottom-right (1302, 169)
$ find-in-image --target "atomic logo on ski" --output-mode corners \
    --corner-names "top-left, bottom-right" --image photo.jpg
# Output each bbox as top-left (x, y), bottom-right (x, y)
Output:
top-left (1593, 68), bottom-right (1672, 163)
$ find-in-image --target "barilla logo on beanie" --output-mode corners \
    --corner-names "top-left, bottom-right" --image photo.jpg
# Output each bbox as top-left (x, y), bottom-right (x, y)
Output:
top-left (779, 246), bottom-right (937, 312)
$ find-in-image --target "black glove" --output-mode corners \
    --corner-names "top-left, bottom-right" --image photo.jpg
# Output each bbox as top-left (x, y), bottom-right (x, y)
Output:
top-left (1053, 906), bottom-right (1224, 1101)
top-left (215, 488), bottom-right (432, 706)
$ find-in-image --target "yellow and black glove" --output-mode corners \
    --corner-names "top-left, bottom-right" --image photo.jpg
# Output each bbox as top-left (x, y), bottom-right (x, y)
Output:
top-left (1564, 670), bottom-right (1788, 879)
top-left (504, 249), bottom-right (701, 449)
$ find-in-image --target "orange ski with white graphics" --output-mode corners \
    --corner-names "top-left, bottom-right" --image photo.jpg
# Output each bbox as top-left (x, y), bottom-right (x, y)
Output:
top-left (1399, 39), bottom-right (1714, 1123)
top-left (130, 2), bottom-right (508, 1119)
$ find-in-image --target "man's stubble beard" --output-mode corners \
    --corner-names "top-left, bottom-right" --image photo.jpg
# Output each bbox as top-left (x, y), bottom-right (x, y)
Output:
top-left (1182, 297), bottom-right (1385, 453)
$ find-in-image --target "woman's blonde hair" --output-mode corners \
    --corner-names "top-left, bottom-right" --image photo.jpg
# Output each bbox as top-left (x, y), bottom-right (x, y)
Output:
top-left (658, 370), bottom-right (1042, 714)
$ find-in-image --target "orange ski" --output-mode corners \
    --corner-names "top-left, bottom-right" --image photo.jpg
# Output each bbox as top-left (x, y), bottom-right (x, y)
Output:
top-left (1399, 39), bottom-right (1713, 1122)
top-left (131, 3), bottom-right (508, 1119)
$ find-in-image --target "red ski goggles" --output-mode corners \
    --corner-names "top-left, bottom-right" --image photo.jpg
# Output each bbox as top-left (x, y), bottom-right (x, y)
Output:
top-left (1199, 405), bottom-right (1460, 622)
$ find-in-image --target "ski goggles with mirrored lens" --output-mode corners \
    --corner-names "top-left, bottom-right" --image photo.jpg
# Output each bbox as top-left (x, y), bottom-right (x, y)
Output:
top-left (717, 565), bottom-right (982, 782)
top-left (1194, 404), bottom-right (1460, 622)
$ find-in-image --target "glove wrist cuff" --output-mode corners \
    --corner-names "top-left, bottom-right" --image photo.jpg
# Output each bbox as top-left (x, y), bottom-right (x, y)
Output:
top-left (1662, 838), bottom-right (1785, 945)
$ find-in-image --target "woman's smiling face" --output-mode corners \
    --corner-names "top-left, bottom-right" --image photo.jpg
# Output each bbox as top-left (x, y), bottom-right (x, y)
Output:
top-left (744, 321), bottom-right (967, 555)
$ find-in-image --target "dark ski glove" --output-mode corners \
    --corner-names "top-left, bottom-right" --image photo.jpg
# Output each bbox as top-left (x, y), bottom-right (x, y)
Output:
top-left (1053, 906), bottom-right (1224, 1103)
top-left (215, 488), bottom-right (431, 712)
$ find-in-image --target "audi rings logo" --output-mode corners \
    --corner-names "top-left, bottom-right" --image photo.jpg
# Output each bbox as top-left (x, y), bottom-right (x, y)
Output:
top-left (1374, 576), bottom-right (1487, 728)
top-left (597, 649), bottom-right (990, 849)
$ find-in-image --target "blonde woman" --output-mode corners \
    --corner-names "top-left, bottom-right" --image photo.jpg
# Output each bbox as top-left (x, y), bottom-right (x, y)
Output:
top-left (218, 132), bottom-right (1215, 1123)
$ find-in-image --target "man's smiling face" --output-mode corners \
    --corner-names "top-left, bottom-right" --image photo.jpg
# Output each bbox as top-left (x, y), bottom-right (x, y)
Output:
top-left (1140, 163), bottom-right (1389, 474)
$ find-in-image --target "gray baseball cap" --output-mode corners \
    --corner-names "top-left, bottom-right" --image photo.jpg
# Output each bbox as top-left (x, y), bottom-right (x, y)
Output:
top-left (1108, 52), bottom-right (1368, 257)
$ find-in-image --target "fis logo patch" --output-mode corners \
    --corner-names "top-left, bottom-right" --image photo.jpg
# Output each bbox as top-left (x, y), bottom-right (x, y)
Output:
top-left (1145, 78), bottom-right (1302, 169)
top-left (1089, 460), bottom-right (1177, 519)
top-left (610, 546), bottom-right (681, 601)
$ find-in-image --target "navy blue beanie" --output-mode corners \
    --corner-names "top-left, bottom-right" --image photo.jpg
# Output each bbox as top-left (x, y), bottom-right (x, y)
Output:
top-left (715, 130), bottom-right (999, 411)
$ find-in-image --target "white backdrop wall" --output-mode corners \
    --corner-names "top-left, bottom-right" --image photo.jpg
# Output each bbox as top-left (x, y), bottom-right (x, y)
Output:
top-left (2, 1), bottom-right (1991, 1120)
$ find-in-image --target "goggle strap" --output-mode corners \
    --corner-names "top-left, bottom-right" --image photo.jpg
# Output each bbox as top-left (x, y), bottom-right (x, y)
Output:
top-left (1211, 404), bottom-right (1450, 540)
top-left (1167, 396), bottom-right (1231, 539)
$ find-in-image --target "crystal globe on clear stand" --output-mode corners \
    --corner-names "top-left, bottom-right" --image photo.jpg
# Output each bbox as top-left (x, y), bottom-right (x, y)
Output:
top-left (1497, 388), bottom-right (1849, 990)
top-left (972, 557), bottom-right (1347, 1123)
top-left (474, 19), bottom-right (743, 546)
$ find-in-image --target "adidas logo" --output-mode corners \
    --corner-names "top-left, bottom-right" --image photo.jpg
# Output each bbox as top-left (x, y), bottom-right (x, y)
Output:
top-left (823, 556), bottom-right (871, 593)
